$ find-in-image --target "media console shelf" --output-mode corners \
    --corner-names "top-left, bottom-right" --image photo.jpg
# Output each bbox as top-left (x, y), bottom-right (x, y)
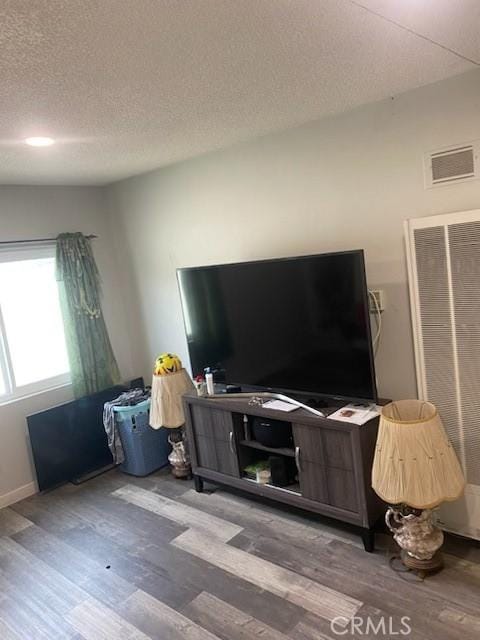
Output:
top-left (183, 392), bottom-right (386, 552)
top-left (239, 439), bottom-right (296, 458)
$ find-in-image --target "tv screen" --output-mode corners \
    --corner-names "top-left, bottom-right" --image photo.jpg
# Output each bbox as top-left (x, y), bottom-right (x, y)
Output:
top-left (177, 250), bottom-right (377, 402)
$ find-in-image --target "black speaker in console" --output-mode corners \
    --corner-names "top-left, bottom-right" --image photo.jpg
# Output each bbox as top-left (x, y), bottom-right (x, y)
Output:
top-left (269, 456), bottom-right (290, 487)
top-left (251, 417), bottom-right (293, 448)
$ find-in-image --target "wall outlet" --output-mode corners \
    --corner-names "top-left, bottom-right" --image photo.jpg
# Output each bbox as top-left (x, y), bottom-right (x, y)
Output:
top-left (369, 289), bottom-right (385, 313)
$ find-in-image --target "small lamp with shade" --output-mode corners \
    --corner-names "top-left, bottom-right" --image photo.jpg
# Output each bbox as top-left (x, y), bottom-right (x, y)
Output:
top-left (149, 353), bottom-right (194, 478)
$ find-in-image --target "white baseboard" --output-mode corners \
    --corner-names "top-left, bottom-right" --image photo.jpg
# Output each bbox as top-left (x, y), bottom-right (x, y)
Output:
top-left (0, 482), bottom-right (36, 509)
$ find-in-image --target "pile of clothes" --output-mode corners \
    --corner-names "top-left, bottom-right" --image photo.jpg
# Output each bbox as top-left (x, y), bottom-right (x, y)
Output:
top-left (103, 388), bottom-right (150, 464)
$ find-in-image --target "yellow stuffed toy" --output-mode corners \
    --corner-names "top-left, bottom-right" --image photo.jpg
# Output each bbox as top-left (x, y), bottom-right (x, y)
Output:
top-left (154, 353), bottom-right (182, 376)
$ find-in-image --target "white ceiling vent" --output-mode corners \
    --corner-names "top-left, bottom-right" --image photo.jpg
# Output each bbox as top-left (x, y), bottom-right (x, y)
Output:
top-left (425, 143), bottom-right (478, 188)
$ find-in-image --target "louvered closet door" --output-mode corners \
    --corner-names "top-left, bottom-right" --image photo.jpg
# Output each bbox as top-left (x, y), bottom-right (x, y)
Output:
top-left (406, 209), bottom-right (480, 540)
top-left (448, 221), bottom-right (480, 486)
top-left (413, 226), bottom-right (462, 455)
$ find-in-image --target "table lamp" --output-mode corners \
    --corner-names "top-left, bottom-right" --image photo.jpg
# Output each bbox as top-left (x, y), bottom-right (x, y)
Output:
top-left (372, 399), bottom-right (465, 576)
top-left (149, 353), bottom-right (194, 478)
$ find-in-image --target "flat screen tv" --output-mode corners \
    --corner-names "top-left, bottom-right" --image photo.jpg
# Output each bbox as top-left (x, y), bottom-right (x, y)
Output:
top-left (177, 250), bottom-right (377, 403)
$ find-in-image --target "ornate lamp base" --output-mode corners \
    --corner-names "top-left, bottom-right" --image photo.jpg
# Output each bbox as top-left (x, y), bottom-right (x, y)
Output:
top-left (386, 506), bottom-right (444, 577)
top-left (170, 462), bottom-right (191, 479)
top-left (401, 550), bottom-right (443, 577)
top-left (168, 426), bottom-right (192, 479)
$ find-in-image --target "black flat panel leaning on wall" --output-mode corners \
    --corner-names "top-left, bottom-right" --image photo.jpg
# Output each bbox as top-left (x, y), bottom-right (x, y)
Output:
top-left (27, 385), bottom-right (127, 491)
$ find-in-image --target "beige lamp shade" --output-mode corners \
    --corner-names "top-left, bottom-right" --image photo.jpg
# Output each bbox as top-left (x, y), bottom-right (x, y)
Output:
top-left (149, 368), bottom-right (194, 429)
top-left (372, 400), bottom-right (465, 509)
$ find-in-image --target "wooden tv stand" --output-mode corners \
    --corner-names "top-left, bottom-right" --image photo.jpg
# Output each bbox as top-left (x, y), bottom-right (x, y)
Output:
top-left (183, 392), bottom-right (385, 552)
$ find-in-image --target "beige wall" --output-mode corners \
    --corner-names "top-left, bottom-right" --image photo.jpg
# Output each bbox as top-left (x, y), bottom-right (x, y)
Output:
top-left (0, 186), bottom-right (141, 506)
top-left (108, 69), bottom-right (480, 403)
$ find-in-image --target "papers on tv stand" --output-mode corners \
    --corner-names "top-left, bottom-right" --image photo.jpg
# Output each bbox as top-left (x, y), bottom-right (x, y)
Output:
top-left (328, 403), bottom-right (381, 425)
top-left (261, 399), bottom-right (299, 412)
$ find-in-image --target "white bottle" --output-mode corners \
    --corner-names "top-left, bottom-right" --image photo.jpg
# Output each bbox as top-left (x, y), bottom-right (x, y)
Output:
top-left (205, 371), bottom-right (214, 395)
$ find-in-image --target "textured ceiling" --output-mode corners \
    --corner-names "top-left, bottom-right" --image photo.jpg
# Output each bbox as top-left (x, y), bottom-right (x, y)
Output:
top-left (0, 0), bottom-right (478, 185)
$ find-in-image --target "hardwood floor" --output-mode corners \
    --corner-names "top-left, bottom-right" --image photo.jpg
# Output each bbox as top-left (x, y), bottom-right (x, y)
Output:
top-left (0, 468), bottom-right (479, 639)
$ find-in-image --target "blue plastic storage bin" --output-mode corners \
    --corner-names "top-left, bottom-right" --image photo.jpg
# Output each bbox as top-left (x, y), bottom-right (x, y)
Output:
top-left (114, 399), bottom-right (171, 476)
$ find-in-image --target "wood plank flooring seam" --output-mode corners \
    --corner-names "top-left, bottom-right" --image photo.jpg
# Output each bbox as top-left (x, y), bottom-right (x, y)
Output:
top-left (112, 484), bottom-right (243, 542)
top-left (172, 529), bottom-right (363, 623)
top-left (66, 598), bottom-right (152, 640)
top-left (0, 508), bottom-right (33, 537)
top-left (182, 591), bottom-right (293, 640)
top-left (438, 607), bottom-right (480, 634)
top-left (120, 589), bottom-right (222, 640)
top-left (11, 523), bottom-right (137, 608)
top-left (179, 488), bottom-right (362, 548)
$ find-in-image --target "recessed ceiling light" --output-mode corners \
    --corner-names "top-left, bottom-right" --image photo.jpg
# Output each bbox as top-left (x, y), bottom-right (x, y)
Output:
top-left (24, 136), bottom-right (55, 147)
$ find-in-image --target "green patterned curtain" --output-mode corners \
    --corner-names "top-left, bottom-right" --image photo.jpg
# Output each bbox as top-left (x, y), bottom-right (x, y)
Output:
top-left (56, 233), bottom-right (120, 398)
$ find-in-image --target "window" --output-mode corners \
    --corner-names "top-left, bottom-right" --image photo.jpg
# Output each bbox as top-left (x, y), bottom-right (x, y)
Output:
top-left (0, 245), bottom-right (70, 402)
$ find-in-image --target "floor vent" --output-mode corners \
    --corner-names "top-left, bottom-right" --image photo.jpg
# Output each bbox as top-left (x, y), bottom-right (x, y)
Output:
top-left (425, 144), bottom-right (477, 188)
